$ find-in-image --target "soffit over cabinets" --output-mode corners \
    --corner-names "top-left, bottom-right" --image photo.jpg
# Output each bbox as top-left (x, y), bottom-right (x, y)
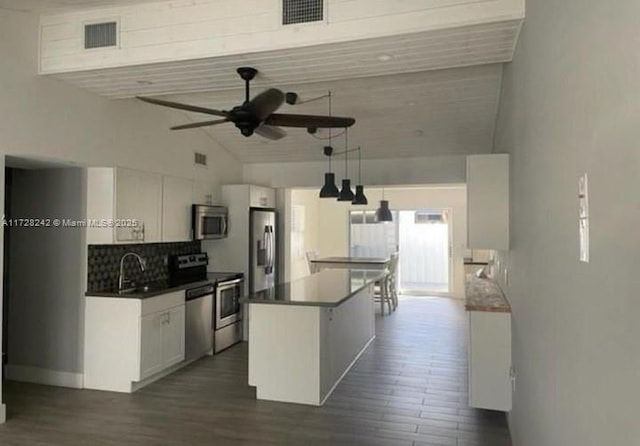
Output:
top-left (0, 0), bottom-right (161, 13)
top-left (50, 20), bottom-right (521, 99)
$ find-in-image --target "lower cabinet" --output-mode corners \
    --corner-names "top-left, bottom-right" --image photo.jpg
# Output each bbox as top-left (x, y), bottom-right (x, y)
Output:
top-left (468, 310), bottom-right (512, 411)
top-left (139, 305), bottom-right (185, 381)
top-left (84, 291), bottom-right (185, 393)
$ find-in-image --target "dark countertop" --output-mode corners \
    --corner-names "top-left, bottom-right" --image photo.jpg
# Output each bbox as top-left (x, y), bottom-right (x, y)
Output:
top-left (239, 269), bottom-right (385, 308)
top-left (85, 271), bottom-right (243, 299)
top-left (310, 256), bottom-right (389, 265)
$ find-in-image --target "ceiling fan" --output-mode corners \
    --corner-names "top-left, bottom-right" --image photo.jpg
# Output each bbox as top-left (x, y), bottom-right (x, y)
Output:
top-left (136, 67), bottom-right (356, 141)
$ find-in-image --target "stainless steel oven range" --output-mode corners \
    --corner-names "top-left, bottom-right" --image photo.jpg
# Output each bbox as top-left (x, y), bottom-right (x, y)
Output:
top-left (209, 272), bottom-right (244, 353)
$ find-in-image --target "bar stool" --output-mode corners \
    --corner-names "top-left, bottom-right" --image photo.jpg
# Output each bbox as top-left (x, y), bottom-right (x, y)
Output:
top-left (386, 252), bottom-right (400, 310)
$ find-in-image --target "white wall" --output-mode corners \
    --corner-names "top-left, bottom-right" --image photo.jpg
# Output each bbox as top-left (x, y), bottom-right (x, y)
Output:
top-left (0, 9), bottom-right (242, 415)
top-left (493, 0), bottom-right (640, 444)
top-left (0, 10), bottom-right (242, 189)
top-left (287, 186), bottom-right (467, 298)
top-left (6, 168), bottom-right (85, 383)
top-left (243, 155), bottom-right (467, 188)
top-left (289, 189), bottom-right (320, 281)
top-left (39, 0), bottom-right (523, 74)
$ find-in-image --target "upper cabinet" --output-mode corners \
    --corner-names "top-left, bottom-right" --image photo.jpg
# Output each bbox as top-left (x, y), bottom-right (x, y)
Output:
top-left (466, 154), bottom-right (509, 250)
top-left (249, 186), bottom-right (276, 209)
top-left (161, 176), bottom-right (194, 242)
top-left (115, 168), bottom-right (163, 243)
top-left (193, 180), bottom-right (217, 206)
top-left (222, 184), bottom-right (275, 210)
top-left (87, 167), bottom-right (209, 244)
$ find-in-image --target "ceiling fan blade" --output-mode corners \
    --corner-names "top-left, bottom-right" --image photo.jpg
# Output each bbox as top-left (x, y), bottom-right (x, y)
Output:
top-left (254, 125), bottom-right (287, 141)
top-left (246, 88), bottom-right (285, 121)
top-left (265, 113), bottom-right (356, 129)
top-left (137, 96), bottom-right (228, 117)
top-left (171, 119), bottom-right (229, 130)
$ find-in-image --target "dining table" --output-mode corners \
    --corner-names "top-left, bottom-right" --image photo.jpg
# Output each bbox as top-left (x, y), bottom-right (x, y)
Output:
top-left (309, 256), bottom-right (393, 316)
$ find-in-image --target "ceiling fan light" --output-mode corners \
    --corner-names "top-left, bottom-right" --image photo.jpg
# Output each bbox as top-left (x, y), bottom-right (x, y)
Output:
top-left (319, 173), bottom-right (339, 198)
top-left (337, 179), bottom-right (355, 202)
top-left (352, 185), bottom-right (368, 205)
top-left (376, 200), bottom-right (393, 222)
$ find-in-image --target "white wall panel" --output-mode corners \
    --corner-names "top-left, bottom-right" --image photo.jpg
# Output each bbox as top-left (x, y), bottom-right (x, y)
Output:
top-left (39, 0), bottom-right (524, 78)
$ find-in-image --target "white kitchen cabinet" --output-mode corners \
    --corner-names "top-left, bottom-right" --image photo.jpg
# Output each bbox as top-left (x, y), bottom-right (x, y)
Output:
top-left (466, 154), bottom-right (509, 250)
top-left (468, 310), bottom-right (512, 411)
top-left (193, 180), bottom-right (217, 205)
top-left (249, 185), bottom-right (276, 208)
top-left (139, 312), bottom-right (163, 380)
top-left (84, 291), bottom-right (185, 393)
top-left (161, 305), bottom-right (186, 367)
top-left (87, 167), bottom-right (200, 244)
top-left (87, 167), bottom-right (163, 244)
top-left (115, 168), bottom-right (163, 243)
top-left (161, 176), bottom-right (194, 242)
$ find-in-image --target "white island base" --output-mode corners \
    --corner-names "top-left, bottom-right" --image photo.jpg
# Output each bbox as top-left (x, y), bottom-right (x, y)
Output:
top-left (247, 283), bottom-right (375, 406)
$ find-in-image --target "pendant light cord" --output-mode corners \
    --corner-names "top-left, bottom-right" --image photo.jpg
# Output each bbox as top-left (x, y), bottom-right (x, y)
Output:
top-left (344, 128), bottom-right (349, 176)
top-left (358, 147), bottom-right (362, 183)
top-left (328, 91), bottom-right (332, 173)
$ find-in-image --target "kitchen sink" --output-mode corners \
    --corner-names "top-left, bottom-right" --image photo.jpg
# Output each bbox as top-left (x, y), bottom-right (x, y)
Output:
top-left (118, 283), bottom-right (164, 295)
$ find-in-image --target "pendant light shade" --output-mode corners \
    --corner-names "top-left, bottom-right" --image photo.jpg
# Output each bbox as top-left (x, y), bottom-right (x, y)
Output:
top-left (337, 179), bottom-right (355, 201)
top-left (319, 172), bottom-right (339, 198)
top-left (351, 147), bottom-right (368, 205)
top-left (352, 185), bottom-right (368, 205)
top-left (376, 200), bottom-right (393, 222)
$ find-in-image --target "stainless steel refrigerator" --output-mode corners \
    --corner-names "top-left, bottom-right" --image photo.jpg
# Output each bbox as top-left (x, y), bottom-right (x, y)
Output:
top-left (249, 208), bottom-right (278, 294)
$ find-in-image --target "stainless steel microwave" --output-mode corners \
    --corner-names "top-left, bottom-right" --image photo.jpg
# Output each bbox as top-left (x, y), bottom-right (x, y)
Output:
top-left (192, 205), bottom-right (228, 240)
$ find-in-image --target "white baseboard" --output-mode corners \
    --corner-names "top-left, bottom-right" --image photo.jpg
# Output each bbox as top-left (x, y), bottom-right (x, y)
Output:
top-left (320, 335), bottom-right (376, 406)
top-left (6, 364), bottom-right (83, 389)
top-left (0, 403), bottom-right (6, 424)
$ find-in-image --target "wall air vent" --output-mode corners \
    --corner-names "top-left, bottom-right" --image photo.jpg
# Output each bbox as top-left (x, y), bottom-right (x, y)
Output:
top-left (84, 21), bottom-right (118, 49)
top-left (194, 152), bottom-right (207, 166)
top-left (282, 0), bottom-right (324, 25)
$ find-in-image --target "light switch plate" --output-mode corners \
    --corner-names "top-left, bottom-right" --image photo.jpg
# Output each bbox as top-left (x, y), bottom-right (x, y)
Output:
top-left (578, 174), bottom-right (589, 263)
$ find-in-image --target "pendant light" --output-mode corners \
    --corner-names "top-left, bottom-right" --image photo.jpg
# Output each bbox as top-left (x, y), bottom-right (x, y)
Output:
top-left (319, 147), bottom-right (339, 198)
top-left (319, 92), bottom-right (339, 198)
top-left (337, 129), bottom-right (355, 202)
top-left (352, 147), bottom-right (368, 205)
top-left (376, 188), bottom-right (393, 222)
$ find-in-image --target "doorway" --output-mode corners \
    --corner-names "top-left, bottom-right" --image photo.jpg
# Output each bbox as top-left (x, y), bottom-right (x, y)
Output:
top-left (349, 209), bottom-right (452, 295)
top-left (397, 210), bottom-right (451, 294)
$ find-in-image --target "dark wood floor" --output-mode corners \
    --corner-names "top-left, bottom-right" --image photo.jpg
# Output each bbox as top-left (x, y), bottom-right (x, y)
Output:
top-left (0, 296), bottom-right (511, 446)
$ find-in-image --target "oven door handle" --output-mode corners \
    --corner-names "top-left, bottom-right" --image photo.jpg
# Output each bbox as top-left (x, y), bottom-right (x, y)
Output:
top-left (218, 278), bottom-right (243, 288)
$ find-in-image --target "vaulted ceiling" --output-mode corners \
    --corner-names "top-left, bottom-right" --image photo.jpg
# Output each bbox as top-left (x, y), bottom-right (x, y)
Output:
top-left (8, 0), bottom-right (524, 164)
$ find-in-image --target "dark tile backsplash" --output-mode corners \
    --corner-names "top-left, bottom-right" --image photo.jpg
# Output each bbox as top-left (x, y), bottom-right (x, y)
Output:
top-left (87, 241), bottom-right (201, 292)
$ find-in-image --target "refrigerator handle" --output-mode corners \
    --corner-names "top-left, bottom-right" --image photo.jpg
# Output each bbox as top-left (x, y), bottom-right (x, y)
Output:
top-left (269, 225), bottom-right (275, 271)
top-left (264, 225), bottom-right (270, 273)
top-left (266, 226), bottom-right (273, 273)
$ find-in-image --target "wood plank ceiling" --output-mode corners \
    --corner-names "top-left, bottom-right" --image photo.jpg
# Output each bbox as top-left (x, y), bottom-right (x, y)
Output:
top-left (0, 0), bottom-right (161, 12)
top-left (6, 0), bottom-right (523, 163)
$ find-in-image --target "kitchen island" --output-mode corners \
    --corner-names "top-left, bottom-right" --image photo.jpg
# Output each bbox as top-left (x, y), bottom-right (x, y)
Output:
top-left (240, 269), bottom-right (383, 406)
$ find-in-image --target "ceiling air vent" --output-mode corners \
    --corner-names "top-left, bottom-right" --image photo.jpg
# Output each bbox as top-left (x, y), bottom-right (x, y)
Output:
top-left (84, 21), bottom-right (118, 49)
top-left (194, 152), bottom-right (207, 166)
top-left (282, 0), bottom-right (324, 25)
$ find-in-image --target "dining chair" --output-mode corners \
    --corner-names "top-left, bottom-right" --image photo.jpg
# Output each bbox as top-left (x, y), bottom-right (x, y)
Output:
top-left (373, 274), bottom-right (393, 316)
top-left (387, 252), bottom-right (400, 310)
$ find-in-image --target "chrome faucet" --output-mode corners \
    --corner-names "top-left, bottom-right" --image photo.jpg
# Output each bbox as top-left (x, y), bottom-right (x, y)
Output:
top-left (118, 252), bottom-right (147, 292)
